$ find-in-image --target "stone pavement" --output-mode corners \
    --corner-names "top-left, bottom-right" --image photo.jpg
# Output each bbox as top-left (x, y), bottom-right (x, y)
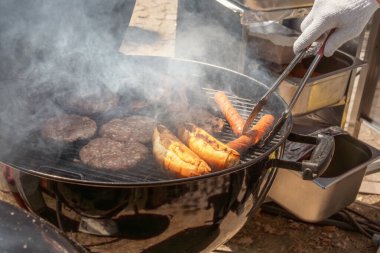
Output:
top-left (119, 0), bottom-right (178, 57)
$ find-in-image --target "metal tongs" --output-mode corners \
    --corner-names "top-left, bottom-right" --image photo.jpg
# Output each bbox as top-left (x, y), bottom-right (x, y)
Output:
top-left (242, 31), bottom-right (334, 136)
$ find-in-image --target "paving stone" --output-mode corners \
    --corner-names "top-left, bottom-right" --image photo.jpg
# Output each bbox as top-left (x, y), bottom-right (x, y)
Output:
top-left (120, 0), bottom-right (178, 57)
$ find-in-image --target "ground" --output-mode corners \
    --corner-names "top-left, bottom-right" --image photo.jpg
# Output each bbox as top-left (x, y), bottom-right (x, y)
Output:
top-left (223, 194), bottom-right (380, 253)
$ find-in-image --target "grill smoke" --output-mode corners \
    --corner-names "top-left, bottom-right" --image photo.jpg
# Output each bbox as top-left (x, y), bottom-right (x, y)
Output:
top-left (0, 0), bottom-right (137, 157)
top-left (0, 0), bottom-right (279, 164)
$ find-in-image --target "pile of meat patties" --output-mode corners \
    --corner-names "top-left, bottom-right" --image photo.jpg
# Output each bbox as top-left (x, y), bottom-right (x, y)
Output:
top-left (41, 86), bottom-right (274, 178)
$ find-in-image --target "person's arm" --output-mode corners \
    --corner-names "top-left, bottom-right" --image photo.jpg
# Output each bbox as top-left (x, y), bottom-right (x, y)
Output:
top-left (294, 0), bottom-right (380, 57)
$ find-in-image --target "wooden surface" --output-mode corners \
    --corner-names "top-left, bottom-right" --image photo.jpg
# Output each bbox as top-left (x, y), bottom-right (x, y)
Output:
top-left (368, 81), bottom-right (380, 125)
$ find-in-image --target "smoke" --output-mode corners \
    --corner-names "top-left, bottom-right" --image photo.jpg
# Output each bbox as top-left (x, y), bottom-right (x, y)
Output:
top-left (0, 0), bottom-right (136, 157)
top-left (175, 0), bottom-right (244, 71)
top-left (0, 0), bottom-right (278, 164)
top-left (0, 0), bottom-right (134, 85)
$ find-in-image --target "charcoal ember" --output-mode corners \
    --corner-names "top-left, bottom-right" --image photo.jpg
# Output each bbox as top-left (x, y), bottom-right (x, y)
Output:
top-left (41, 114), bottom-right (97, 143)
top-left (79, 138), bottom-right (148, 170)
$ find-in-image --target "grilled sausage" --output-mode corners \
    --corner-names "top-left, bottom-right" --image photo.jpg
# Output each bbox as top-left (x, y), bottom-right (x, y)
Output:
top-left (214, 91), bottom-right (245, 136)
top-left (178, 123), bottom-right (240, 170)
top-left (227, 114), bottom-right (275, 153)
top-left (152, 124), bottom-right (212, 178)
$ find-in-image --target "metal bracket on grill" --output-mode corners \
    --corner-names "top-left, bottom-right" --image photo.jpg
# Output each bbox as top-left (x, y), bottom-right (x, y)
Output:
top-left (268, 133), bottom-right (335, 180)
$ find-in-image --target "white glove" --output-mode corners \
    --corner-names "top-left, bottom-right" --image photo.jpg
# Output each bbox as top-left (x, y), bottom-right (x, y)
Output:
top-left (294, 0), bottom-right (379, 57)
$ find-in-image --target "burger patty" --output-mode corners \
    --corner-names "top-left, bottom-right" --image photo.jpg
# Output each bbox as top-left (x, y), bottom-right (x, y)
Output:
top-left (79, 138), bottom-right (149, 170)
top-left (166, 107), bottom-right (224, 134)
top-left (58, 88), bottom-right (119, 115)
top-left (41, 114), bottom-right (97, 142)
top-left (188, 107), bottom-right (225, 134)
top-left (99, 116), bottom-right (156, 144)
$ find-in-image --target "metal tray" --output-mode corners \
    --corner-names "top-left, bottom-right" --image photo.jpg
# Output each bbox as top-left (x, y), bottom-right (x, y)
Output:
top-left (247, 22), bottom-right (299, 65)
top-left (244, 0), bottom-right (314, 11)
top-left (268, 132), bottom-right (380, 223)
top-left (278, 51), bottom-right (365, 116)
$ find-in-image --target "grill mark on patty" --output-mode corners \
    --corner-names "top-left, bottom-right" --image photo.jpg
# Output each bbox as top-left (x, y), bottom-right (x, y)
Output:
top-left (41, 114), bottom-right (97, 143)
top-left (57, 88), bottom-right (119, 115)
top-left (99, 116), bottom-right (157, 144)
top-left (79, 137), bottom-right (149, 170)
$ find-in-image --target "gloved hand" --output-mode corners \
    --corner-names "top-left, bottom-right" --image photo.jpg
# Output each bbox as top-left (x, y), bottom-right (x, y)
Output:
top-left (294, 0), bottom-right (379, 57)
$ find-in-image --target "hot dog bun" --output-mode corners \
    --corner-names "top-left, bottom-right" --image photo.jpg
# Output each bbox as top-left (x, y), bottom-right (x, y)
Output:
top-left (178, 123), bottom-right (240, 170)
top-left (152, 124), bottom-right (211, 178)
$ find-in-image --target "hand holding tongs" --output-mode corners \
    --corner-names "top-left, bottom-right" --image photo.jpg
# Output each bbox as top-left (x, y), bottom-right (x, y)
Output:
top-left (242, 30), bottom-right (335, 135)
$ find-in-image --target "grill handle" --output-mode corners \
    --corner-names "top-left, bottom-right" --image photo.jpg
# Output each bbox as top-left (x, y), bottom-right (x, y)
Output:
top-left (270, 132), bottom-right (335, 180)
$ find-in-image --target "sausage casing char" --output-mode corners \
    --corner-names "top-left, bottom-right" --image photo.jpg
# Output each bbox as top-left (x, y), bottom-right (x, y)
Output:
top-left (214, 91), bottom-right (245, 136)
top-left (152, 124), bottom-right (211, 178)
top-left (227, 114), bottom-right (275, 153)
top-left (178, 123), bottom-right (240, 170)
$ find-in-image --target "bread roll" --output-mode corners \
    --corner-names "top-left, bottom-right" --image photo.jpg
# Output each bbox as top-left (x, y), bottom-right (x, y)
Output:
top-left (152, 124), bottom-right (211, 178)
top-left (178, 123), bottom-right (240, 170)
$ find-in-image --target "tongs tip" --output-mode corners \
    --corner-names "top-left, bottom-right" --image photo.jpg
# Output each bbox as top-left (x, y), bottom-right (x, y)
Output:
top-left (242, 30), bottom-right (335, 136)
top-left (242, 102), bottom-right (263, 134)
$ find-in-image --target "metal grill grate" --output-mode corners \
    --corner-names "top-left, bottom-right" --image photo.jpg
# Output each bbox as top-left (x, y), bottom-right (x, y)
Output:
top-left (4, 88), bottom-right (288, 185)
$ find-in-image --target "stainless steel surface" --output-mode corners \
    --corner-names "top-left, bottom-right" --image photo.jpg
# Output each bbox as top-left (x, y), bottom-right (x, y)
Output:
top-left (26, 162), bottom-right (275, 253)
top-left (244, 34), bottom-right (330, 136)
top-left (241, 8), bottom-right (311, 24)
top-left (279, 51), bottom-right (366, 116)
top-left (268, 133), bottom-right (380, 223)
top-left (243, 0), bottom-right (314, 11)
top-left (246, 22), bottom-right (299, 65)
top-left (286, 52), bottom-right (322, 111)
top-left (215, 0), bottom-right (247, 13)
top-left (242, 50), bottom-right (306, 134)
top-left (216, 0), bottom-right (314, 12)
top-left (215, 0), bottom-right (311, 23)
